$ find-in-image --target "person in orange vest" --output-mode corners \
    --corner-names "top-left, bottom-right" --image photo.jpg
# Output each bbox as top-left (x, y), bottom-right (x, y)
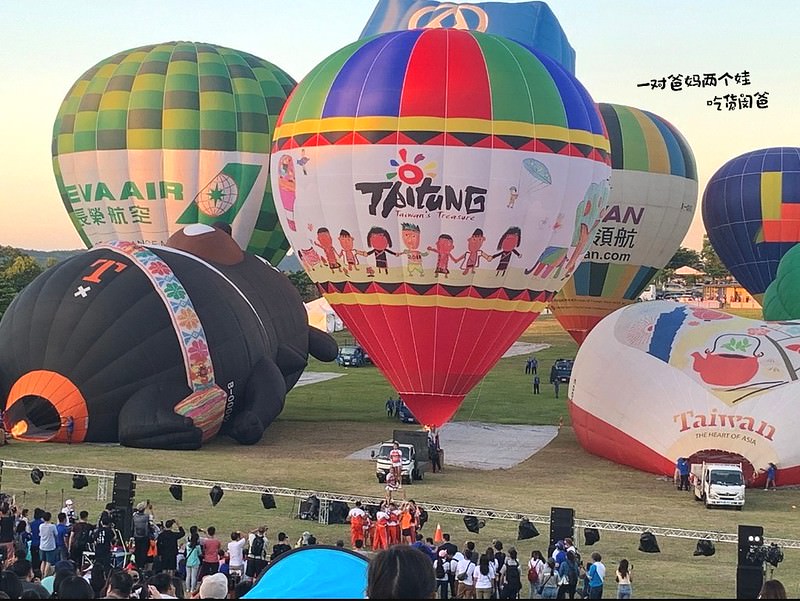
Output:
top-left (347, 501), bottom-right (367, 549)
top-left (372, 506), bottom-right (389, 551)
top-left (400, 502), bottom-right (416, 544)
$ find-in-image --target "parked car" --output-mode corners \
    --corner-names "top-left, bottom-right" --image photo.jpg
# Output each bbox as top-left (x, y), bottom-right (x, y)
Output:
top-left (551, 358), bottom-right (574, 383)
top-left (396, 402), bottom-right (419, 424)
top-left (336, 345), bottom-right (368, 367)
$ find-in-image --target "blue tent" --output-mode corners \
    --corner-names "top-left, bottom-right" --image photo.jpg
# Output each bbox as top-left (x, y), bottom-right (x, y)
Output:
top-left (243, 545), bottom-right (369, 599)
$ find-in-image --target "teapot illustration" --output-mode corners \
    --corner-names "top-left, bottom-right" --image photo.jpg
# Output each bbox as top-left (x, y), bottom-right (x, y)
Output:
top-left (691, 334), bottom-right (763, 386)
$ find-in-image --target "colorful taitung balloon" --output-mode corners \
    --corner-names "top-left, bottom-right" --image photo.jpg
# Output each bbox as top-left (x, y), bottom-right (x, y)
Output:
top-left (271, 29), bottom-right (611, 427)
top-left (550, 103), bottom-right (698, 345)
top-left (51, 41), bottom-right (295, 264)
top-left (702, 147), bottom-right (800, 304)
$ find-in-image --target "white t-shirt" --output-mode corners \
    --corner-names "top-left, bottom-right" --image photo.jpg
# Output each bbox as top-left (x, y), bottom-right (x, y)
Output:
top-left (227, 538), bottom-right (246, 568)
top-left (39, 522), bottom-right (57, 551)
top-left (348, 507), bottom-right (366, 519)
top-left (462, 562), bottom-right (477, 587)
top-left (474, 564), bottom-right (495, 589)
top-left (592, 561), bottom-right (606, 581)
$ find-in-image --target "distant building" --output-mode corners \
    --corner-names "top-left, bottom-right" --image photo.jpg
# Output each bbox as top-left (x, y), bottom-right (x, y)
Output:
top-left (703, 283), bottom-right (761, 309)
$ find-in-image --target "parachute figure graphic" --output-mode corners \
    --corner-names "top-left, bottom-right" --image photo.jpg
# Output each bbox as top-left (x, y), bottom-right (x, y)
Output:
top-left (0, 225), bottom-right (338, 450)
top-left (271, 29), bottom-right (611, 427)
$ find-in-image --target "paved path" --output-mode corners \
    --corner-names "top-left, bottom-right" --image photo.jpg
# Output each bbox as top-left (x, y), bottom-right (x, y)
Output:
top-left (347, 422), bottom-right (559, 470)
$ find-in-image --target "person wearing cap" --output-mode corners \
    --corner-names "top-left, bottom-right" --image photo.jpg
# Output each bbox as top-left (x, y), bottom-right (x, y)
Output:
top-left (246, 527), bottom-right (268, 581)
top-left (132, 501), bottom-right (155, 571)
top-left (198, 571), bottom-right (229, 598)
top-left (270, 532), bottom-right (291, 562)
top-left (60, 499), bottom-right (77, 525)
top-left (435, 548), bottom-right (451, 599)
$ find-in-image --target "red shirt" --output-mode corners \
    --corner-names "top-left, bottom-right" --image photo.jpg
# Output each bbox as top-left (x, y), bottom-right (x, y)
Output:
top-left (201, 537), bottom-right (221, 562)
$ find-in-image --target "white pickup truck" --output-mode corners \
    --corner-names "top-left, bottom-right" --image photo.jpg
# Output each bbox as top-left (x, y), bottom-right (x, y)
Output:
top-left (373, 441), bottom-right (422, 485)
top-left (691, 462), bottom-right (745, 509)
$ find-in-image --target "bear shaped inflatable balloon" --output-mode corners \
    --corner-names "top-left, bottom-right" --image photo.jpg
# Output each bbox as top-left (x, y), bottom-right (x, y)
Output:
top-left (0, 224), bottom-right (338, 450)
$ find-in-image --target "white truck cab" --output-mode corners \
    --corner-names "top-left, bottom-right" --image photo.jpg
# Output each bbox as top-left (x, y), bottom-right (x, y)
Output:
top-left (374, 441), bottom-right (421, 485)
top-left (691, 462), bottom-right (745, 509)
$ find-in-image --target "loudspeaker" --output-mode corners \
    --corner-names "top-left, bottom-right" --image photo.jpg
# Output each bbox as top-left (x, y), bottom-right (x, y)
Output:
top-left (328, 501), bottom-right (350, 524)
top-left (738, 525), bottom-right (764, 566)
top-left (518, 518), bottom-right (539, 540)
top-left (112, 504), bottom-right (133, 541)
top-left (112, 472), bottom-right (136, 507)
top-left (418, 509), bottom-right (429, 529)
top-left (638, 531), bottom-right (660, 553)
top-left (298, 496), bottom-right (320, 521)
top-left (260, 494), bottom-right (276, 510)
top-left (694, 539), bottom-right (716, 557)
top-left (463, 516), bottom-right (485, 534)
top-left (169, 485), bottom-right (183, 502)
top-left (549, 507), bottom-right (574, 547)
top-left (736, 566), bottom-right (763, 600)
top-left (209, 485), bottom-right (224, 507)
top-left (584, 527), bottom-right (600, 546)
top-left (72, 474), bottom-right (89, 490)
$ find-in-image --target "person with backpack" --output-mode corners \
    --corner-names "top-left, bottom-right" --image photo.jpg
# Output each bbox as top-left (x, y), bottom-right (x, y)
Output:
top-left (132, 502), bottom-right (154, 570)
top-left (493, 540), bottom-right (506, 598)
top-left (245, 526), bottom-right (268, 581)
top-left (527, 550), bottom-right (545, 598)
top-left (434, 549), bottom-right (451, 599)
top-left (538, 558), bottom-right (559, 599)
top-left (499, 547), bottom-right (522, 599)
top-left (556, 550), bottom-right (580, 599)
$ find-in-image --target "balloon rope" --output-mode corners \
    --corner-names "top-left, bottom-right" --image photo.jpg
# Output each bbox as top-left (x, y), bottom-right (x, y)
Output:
top-left (464, 377), bottom-right (485, 424)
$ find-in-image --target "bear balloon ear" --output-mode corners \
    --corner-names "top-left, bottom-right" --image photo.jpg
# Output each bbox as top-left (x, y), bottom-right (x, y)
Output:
top-left (308, 327), bottom-right (339, 362)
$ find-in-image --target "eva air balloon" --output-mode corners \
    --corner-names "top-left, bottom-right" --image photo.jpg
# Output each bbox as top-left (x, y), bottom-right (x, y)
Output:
top-left (550, 103), bottom-right (698, 344)
top-left (52, 41), bottom-right (295, 264)
top-left (271, 29), bottom-right (611, 427)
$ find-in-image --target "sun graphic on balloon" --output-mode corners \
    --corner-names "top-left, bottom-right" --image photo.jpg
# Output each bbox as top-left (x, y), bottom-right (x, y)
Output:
top-left (387, 149), bottom-right (437, 185)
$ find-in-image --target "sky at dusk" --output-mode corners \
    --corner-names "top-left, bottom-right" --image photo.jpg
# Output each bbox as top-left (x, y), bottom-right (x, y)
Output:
top-left (2, 0), bottom-right (799, 251)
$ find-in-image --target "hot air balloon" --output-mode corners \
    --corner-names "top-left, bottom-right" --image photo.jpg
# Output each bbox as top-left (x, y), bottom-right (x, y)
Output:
top-left (702, 147), bottom-right (800, 304)
top-left (271, 29), bottom-right (610, 427)
top-left (549, 103), bottom-right (698, 344)
top-left (0, 225), bottom-right (338, 450)
top-left (570, 300), bottom-right (800, 487)
top-left (51, 41), bottom-right (296, 264)
top-left (763, 243), bottom-right (800, 320)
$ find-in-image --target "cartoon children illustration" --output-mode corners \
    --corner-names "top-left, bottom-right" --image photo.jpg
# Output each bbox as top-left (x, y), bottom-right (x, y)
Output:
top-left (427, 234), bottom-right (459, 278)
top-left (399, 223), bottom-right (429, 276)
top-left (507, 186), bottom-right (519, 208)
top-left (492, 227), bottom-right (522, 276)
top-left (359, 226), bottom-right (397, 276)
top-left (298, 246), bottom-right (323, 272)
top-left (457, 228), bottom-right (491, 276)
top-left (314, 227), bottom-right (345, 273)
top-left (338, 229), bottom-right (359, 272)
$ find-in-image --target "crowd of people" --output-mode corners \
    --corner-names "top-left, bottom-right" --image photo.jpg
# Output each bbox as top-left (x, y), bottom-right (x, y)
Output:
top-left (0, 494), bottom-right (309, 599)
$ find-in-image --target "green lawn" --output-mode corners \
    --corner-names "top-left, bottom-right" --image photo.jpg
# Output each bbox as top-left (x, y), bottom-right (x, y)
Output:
top-left (4, 309), bottom-right (798, 599)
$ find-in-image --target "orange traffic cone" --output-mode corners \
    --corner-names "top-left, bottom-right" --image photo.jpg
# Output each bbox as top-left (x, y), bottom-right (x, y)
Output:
top-left (433, 523), bottom-right (444, 544)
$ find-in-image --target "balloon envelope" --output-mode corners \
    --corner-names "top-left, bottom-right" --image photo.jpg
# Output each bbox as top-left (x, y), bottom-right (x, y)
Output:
top-left (550, 103), bottom-right (698, 344)
top-left (702, 147), bottom-right (800, 303)
top-left (271, 29), bottom-right (610, 426)
top-left (570, 300), bottom-right (800, 486)
top-left (359, 0), bottom-right (577, 74)
top-left (52, 41), bottom-right (296, 264)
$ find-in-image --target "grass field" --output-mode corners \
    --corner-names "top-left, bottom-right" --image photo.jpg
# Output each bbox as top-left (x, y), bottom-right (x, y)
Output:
top-left (2, 309), bottom-right (798, 598)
